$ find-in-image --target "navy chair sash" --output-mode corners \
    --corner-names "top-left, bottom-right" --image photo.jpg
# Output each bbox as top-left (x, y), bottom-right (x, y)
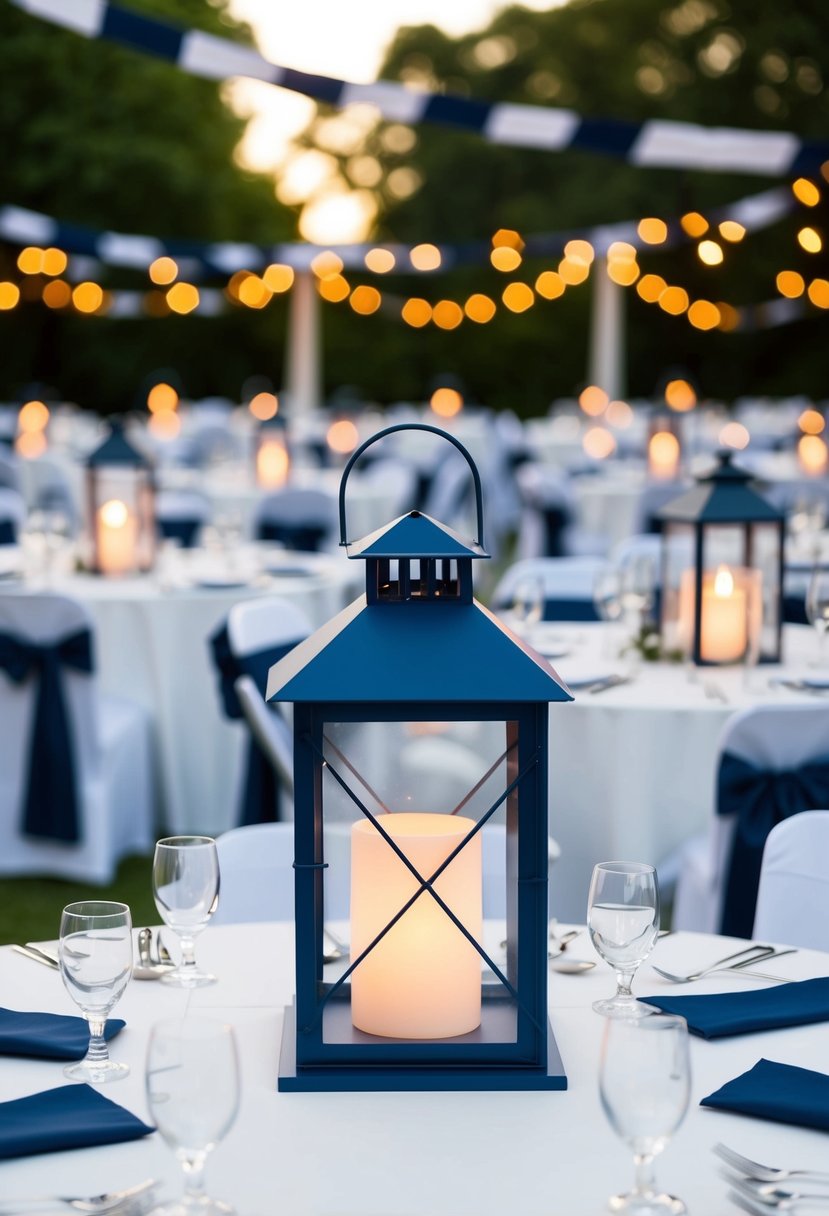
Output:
top-left (542, 597), bottom-right (600, 622)
top-left (257, 521), bottom-right (328, 552)
top-left (158, 518), bottom-right (201, 549)
top-left (0, 628), bottom-right (94, 842)
top-left (718, 750), bottom-right (829, 938)
top-left (210, 624), bottom-right (300, 825)
top-left (0, 520), bottom-right (16, 546)
top-left (540, 505), bottom-right (570, 558)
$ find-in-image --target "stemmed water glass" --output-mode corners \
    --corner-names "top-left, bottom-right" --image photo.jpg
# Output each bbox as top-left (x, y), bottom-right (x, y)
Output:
top-left (587, 862), bottom-right (659, 1017)
top-left (146, 1018), bottom-right (239, 1215)
top-left (620, 555), bottom-right (656, 634)
top-left (153, 836), bottom-right (220, 987)
top-left (594, 568), bottom-right (623, 656)
top-left (510, 575), bottom-right (544, 634)
top-left (600, 1014), bottom-right (691, 1214)
top-left (806, 566), bottom-right (829, 667)
top-left (58, 901), bottom-right (133, 1083)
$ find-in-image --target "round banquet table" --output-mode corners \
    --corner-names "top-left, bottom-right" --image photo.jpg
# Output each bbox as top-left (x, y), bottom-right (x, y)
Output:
top-left (529, 622), bottom-right (825, 921)
top-left (1, 924), bottom-right (829, 1215)
top-left (12, 555), bottom-right (359, 836)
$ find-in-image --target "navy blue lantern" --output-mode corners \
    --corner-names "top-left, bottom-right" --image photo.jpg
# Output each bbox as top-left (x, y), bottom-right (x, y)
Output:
top-left (658, 451), bottom-right (785, 665)
top-left (267, 424), bottom-right (572, 1092)
top-left (86, 419), bottom-right (155, 576)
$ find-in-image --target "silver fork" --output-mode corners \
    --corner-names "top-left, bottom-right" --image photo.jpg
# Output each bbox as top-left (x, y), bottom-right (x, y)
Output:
top-left (651, 944), bottom-right (777, 983)
top-left (725, 1174), bottom-right (829, 1204)
top-left (727, 1180), bottom-right (829, 1211)
top-left (715, 1143), bottom-right (829, 1186)
top-left (0, 1178), bottom-right (157, 1213)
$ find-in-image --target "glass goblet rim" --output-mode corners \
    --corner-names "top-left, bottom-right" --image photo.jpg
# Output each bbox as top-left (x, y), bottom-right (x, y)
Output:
top-left (62, 900), bottom-right (131, 920)
top-left (155, 836), bottom-right (216, 850)
top-left (594, 861), bottom-right (657, 877)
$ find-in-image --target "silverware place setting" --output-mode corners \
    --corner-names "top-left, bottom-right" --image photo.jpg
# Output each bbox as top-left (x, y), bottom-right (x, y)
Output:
top-left (0, 1177), bottom-right (158, 1213)
top-left (716, 1143), bottom-right (829, 1213)
top-left (652, 944), bottom-right (797, 984)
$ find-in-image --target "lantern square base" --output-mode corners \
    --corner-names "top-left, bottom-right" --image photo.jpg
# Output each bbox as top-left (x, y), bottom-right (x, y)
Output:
top-left (277, 1001), bottom-right (568, 1092)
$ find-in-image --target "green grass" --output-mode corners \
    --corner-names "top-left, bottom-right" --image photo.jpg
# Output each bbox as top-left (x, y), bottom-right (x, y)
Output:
top-left (0, 854), bottom-right (156, 945)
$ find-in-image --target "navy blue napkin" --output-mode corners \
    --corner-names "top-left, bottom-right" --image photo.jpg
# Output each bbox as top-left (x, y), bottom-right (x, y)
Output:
top-left (701, 1058), bottom-right (829, 1132)
top-left (0, 1084), bottom-right (153, 1159)
top-left (641, 977), bottom-right (829, 1039)
top-left (0, 1007), bottom-right (124, 1060)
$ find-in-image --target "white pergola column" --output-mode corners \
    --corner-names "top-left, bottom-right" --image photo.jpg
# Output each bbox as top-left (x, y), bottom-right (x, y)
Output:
top-left (286, 270), bottom-right (321, 416)
top-left (587, 256), bottom-right (626, 400)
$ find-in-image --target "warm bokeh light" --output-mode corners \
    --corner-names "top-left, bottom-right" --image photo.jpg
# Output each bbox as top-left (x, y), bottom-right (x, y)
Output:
top-left (490, 246), bottom-right (522, 272)
top-left (42, 279), bottom-right (72, 309)
top-left (15, 430), bottom-right (47, 459)
top-left (716, 302), bottom-right (740, 332)
top-left (311, 251), bottom-right (344, 280)
top-left (237, 274), bottom-right (272, 308)
top-left (327, 418), bottom-right (359, 454)
top-left (299, 189), bottom-right (376, 244)
top-left (718, 221), bottom-right (746, 243)
top-left (147, 382), bottom-right (179, 414)
top-left (718, 421), bottom-right (750, 450)
top-left (18, 400), bottom-right (50, 433)
top-left (697, 240), bottom-right (724, 266)
top-left (688, 299), bottom-right (721, 330)
top-left (464, 293), bottom-right (496, 322)
top-left (501, 282), bottom-right (535, 312)
top-left (364, 248), bottom-right (396, 274)
top-left (665, 379), bottom-right (697, 411)
top-left (558, 258), bottom-right (590, 286)
top-left (808, 278), bottom-right (829, 309)
top-left (776, 270), bottom-right (805, 299)
top-left (263, 263), bottom-right (295, 293)
top-left (535, 270), bottom-right (565, 300)
top-left (100, 498), bottom-right (129, 529)
top-left (579, 385), bottom-right (609, 416)
top-left (432, 299), bottom-right (464, 329)
top-left (492, 229), bottom-right (524, 251)
top-left (637, 218), bottom-right (668, 244)
top-left (41, 248), bottom-right (67, 277)
top-left (226, 270), bottom-right (251, 300)
top-left (430, 387), bottom-right (463, 418)
top-left (798, 434), bottom-right (829, 475)
top-left (793, 178), bottom-right (821, 207)
top-left (798, 227), bottom-right (823, 253)
top-left (564, 239), bottom-right (594, 265)
top-left (72, 281), bottom-right (104, 313)
top-left (256, 438), bottom-right (290, 488)
top-left (799, 408), bottom-right (825, 435)
top-left (606, 399), bottom-right (633, 428)
top-left (648, 430), bottom-right (681, 477)
top-left (636, 274), bottom-right (667, 303)
top-left (249, 391), bottom-right (279, 421)
top-left (350, 285), bottom-right (382, 315)
top-left (608, 242), bottom-right (637, 264)
top-left (607, 260), bottom-right (640, 286)
top-left (410, 244), bottom-right (441, 271)
top-left (148, 409), bottom-right (181, 440)
top-left (149, 257), bottom-right (178, 286)
top-left (401, 298), bottom-right (432, 328)
top-left (582, 425), bottom-right (616, 460)
top-left (0, 282), bottom-right (21, 310)
top-left (166, 282), bottom-right (200, 314)
top-left (318, 274), bottom-right (350, 303)
top-left (680, 212), bottom-right (709, 238)
top-left (658, 286), bottom-right (690, 316)
top-left (17, 247), bottom-right (43, 275)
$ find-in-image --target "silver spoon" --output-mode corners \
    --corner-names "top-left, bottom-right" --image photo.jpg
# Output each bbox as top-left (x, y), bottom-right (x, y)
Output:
top-left (549, 958), bottom-right (596, 974)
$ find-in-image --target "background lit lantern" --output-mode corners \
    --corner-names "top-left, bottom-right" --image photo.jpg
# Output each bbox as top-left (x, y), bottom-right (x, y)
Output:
top-left (255, 413), bottom-right (291, 489)
top-left (658, 451), bottom-right (784, 665)
top-left (268, 424), bottom-right (572, 1092)
top-left (647, 409), bottom-right (682, 481)
top-left (86, 419), bottom-right (155, 576)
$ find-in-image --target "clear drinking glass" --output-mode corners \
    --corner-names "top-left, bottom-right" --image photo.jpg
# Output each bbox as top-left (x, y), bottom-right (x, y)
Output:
top-left (587, 862), bottom-right (659, 1017)
top-left (510, 576), bottom-right (544, 633)
top-left (59, 900), bottom-right (133, 1083)
top-left (600, 1014), bottom-right (691, 1214)
top-left (620, 555), bottom-right (656, 631)
top-left (153, 836), bottom-right (220, 987)
top-left (594, 568), bottom-right (623, 656)
top-left (806, 566), bottom-right (829, 667)
top-left (146, 1018), bottom-right (239, 1216)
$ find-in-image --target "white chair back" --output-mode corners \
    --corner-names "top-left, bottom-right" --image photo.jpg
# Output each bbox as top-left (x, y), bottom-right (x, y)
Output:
top-left (213, 822), bottom-right (296, 923)
top-left (492, 556), bottom-right (607, 610)
top-left (227, 597), bottom-right (312, 656)
top-left (156, 488), bottom-right (211, 523)
top-left (753, 811), bottom-right (829, 948)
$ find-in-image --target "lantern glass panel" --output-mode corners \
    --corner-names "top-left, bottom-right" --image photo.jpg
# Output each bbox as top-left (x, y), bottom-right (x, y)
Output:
top-left (89, 466), bottom-right (154, 574)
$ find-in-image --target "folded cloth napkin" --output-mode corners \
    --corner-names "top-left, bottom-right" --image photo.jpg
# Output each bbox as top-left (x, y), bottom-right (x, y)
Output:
top-left (0, 1008), bottom-right (124, 1060)
top-left (0, 1084), bottom-right (153, 1159)
top-left (701, 1058), bottom-right (829, 1132)
top-left (641, 977), bottom-right (829, 1039)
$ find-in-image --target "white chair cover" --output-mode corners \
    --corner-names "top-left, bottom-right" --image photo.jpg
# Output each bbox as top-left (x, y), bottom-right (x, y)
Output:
top-left (0, 593), bottom-right (153, 882)
top-left (492, 556), bottom-right (608, 612)
top-left (672, 702), bottom-right (829, 933)
top-left (213, 822), bottom-right (296, 923)
top-left (252, 487), bottom-right (337, 550)
top-left (753, 811), bottom-right (829, 948)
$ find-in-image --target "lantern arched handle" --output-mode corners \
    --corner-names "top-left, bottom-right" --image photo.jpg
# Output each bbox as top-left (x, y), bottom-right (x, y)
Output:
top-left (338, 423), bottom-right (485, 548)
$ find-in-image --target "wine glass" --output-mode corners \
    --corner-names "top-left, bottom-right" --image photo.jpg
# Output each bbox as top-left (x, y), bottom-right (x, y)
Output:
top-left (600, 1014), bottom-right (691, 1214)
top-left (146, 1018), bottom-right (239, 1215)
top-left (806, 566), bottom-right (829, 667)
top-left (153, 836), bottom-right (220, 987)
top-left (587, 862), bottom-right (659, 1017)
top-left (620, 555), bottom-right (656, 630)
top-left (58, 901), bottom-right (133, 1083)
top-left (594, 568), bottom-right (623, 656)
top-left (510, 576), bottom-right (544, 634)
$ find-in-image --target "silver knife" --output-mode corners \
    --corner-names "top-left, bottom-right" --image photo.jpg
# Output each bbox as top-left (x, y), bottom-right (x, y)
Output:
top-left (588, 674), bottom-right (632, 695)
top-left (12, 944), bottom-right (59, 969)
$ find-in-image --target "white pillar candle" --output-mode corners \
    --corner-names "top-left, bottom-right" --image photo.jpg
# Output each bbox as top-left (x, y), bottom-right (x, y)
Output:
top-left (679, 564), bottom-right (749, 662)
top-left (647, 430), bottom-right (680, 480)
top-left (97, 498), bottom-right (137, 575)
top-left (350, 813), bottom-right (482, 1040)
top-left (256, 439), bottom-right (290, 488)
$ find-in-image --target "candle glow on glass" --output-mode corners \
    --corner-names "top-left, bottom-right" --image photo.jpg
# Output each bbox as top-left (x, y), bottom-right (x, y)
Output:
top-left (648, 430), bottom-right (680, 479)
top-left (97, 498), bottom-right (138, 575)
top-left (678, 564), bottom-right (761, 663)
top-left (256, 438), bottom-right (290, 488)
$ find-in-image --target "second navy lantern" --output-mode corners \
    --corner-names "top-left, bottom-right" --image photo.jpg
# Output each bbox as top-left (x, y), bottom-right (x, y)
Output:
top-left (267, 424), bottom-right (572, 1092)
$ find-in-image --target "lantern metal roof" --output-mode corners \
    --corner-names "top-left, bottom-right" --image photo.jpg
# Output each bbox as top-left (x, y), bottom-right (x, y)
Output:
top-left (345, 510), bottom-right (487, 561)
top-left (658, 451), bottom-right (783, 525)
top-left (87, 419), bottom-right (150, 468)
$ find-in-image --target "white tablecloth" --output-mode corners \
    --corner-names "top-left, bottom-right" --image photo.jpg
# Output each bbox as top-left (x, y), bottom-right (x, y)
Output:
top-left (2, 923), bottom-right (829, 1215)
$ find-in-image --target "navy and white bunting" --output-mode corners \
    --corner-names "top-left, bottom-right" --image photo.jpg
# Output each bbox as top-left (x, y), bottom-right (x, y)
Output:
top-left (10, 0), bottom-right (829, 177)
